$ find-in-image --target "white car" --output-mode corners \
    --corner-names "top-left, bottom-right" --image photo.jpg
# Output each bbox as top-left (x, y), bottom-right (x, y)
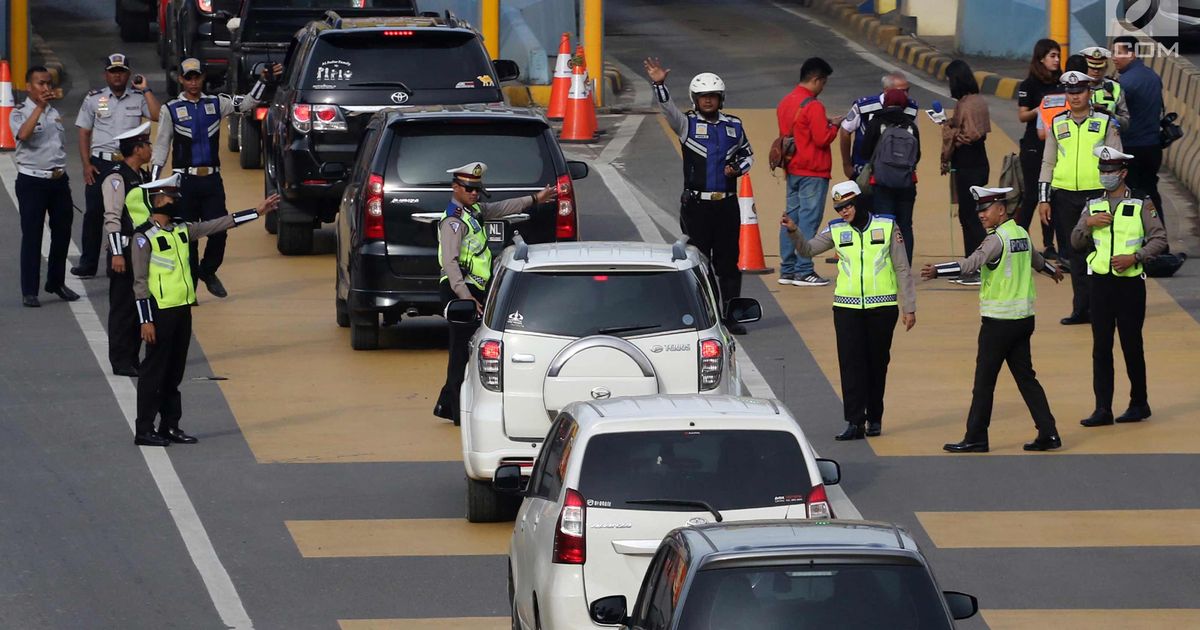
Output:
top-left (498, 394), bottom-right (842, 630)
top-left (449, 238), bottom-right (762, 522)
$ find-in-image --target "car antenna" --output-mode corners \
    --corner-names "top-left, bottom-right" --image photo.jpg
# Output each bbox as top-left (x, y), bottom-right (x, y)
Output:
top-left (513, 231), bottom-right (529, 262)
top-left (671, 235), bottom-right (690, 261)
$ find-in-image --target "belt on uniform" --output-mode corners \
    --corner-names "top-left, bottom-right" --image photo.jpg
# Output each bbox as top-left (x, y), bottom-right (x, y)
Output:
top-left (91, 150), bottom-right (120, 161)
top-left (17, 166), bottom-right (66, 179)
top-left (687, 190), bottom-right (732, 201)
top-left (182, 166), bottom-right (220, 176)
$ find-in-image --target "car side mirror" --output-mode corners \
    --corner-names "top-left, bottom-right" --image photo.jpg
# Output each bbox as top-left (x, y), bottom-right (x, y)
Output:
top-left (943, 591), bottom-right (978, 620)
top-left (493, 464), bottom-right (524, 494)
top-left (589, 595), bottom-right (628, 625)
top-left (226, 17), bottom-right (241, 33)
top-left (444, 299), bottom-right (479, 324)
top-left (492, 59), bottom-right (520, 83)
top-left (319, 162), bottom-right (346, 179)
top-left (816, 458), bottom-right (841, 485)
top-left (567, 160), bottom-right (589, 180)
top-left (724, 297), bottom-right (762, 324)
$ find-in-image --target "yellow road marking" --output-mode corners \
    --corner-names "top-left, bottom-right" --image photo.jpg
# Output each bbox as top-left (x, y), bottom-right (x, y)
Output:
top-left (287, 519), bottom-right (511, 557)
top-left (339, 619), bottom-right (507, 630)
top-left (983, 609), bottom-right (1200, 629)
top-left (918, 509), bottom-right (1200, 548)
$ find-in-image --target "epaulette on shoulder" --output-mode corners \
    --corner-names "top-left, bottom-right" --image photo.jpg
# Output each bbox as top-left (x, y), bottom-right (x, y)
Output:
top-left (828, 217), bottom-right (847, 226)
top-left (87, 88), bottom-right (103, 97)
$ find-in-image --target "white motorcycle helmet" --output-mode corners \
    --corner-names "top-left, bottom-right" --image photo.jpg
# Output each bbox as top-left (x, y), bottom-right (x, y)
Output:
top-left (689, 72), bottom-right (726, 108)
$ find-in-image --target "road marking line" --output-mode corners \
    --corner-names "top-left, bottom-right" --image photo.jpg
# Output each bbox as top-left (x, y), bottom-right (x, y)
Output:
top-left (918, 509), bottom-right (1200, 548)
top-left (339, 619), bottom-right (507, 629)
top-left (286, 519), bottom-right (512, 557)
top-left (1, 157), bottom-right (254, 629)
top-left (983, 609), bottom-right (1200, 629)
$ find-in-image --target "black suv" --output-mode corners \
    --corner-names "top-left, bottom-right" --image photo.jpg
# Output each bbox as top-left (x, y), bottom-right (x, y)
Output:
top-left (263, 12), bottom-right (520, 256)
top-left (334, 105), bottom-right (588, 350)
top-left (160, 0), bottom-right (242, 88)
top-left (224, 0), bottom-right (420, 168)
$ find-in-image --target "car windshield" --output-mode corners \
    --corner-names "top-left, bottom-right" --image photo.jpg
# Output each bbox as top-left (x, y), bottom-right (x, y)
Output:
top-left (304, 31), bottom-right (493, 90)
top-left (489, 270), bottom-right (713, 337)
top-left (242, 1), bottom-right (418, 42)
top-left (676, 563), bottom-right (952, 630)
top-left (389, 122), bottom-right (551, 187)
top-left (577, 430), bottom-right (813, 512)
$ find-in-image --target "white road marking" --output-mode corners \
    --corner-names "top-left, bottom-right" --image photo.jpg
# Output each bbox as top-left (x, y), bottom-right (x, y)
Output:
top-left (1, 157), bottom-right (255, 629)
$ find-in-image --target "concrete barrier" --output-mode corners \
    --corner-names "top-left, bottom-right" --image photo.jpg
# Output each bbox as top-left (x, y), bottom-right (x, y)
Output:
top-left (1128, 37), bottom-right (1200, 205)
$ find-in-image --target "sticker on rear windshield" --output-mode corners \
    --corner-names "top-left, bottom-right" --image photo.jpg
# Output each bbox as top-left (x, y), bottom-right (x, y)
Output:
top-left (455, 80), bottom-right (476, 89)
top-left (774, 494), bottom-right (806, 504)
top-left (507, 311), bottom-right (524, 327)
top-left (682, 314), bottom-right (694, 326)
top-left (314, 60), bottom-right (353, 83)
top-left (477, 74), bottom-right (495, 87)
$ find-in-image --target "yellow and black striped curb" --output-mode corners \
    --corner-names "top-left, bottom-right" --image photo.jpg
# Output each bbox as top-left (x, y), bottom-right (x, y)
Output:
top-left (804, 0), bottom-right (1022, 99)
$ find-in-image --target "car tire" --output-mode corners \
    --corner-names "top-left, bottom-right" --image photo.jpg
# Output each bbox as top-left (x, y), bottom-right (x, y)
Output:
top-left (264, 210), bottom-right (278, 235)
top-left (350, 311), bottom-right (380, 350)
top-left (239, 115), bottom-right (263, 169)
top-left (118, 11), bottom-right (151, 42)
top-left (466, 477), bottom-right (519, 523)
top-left (228, 116), bottom-right (241, 152)
top-left (336, 298), bottom-right (350, 328)
top-left (277, 214), bottom-right (314, 256)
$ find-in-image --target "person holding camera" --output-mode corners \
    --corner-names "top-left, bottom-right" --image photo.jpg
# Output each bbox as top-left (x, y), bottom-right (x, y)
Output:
top-left (72, 53), bottom-right (160, 279)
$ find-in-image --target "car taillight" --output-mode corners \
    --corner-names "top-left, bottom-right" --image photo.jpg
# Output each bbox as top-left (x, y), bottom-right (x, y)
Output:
top-left (291, 104), bottom-right (311, 133)
top-left (699, 338), bottom-right (723, 391)
top-left (196, 0), bottom-right (213, 13)
top-left (553, 489), bottom-right (586, 564)
top-left (364, 173), bottom-right (384, 241)
top-left (311, 104), bottom-right (347, 131)
top-left (807, 484), bottom-right (833, 519)
top-left (254, 106), bottom-right (268, 121)
top-left (479, 339), bottom-right (503, 392)
top-left (555, 173), bottom-right (576, 239)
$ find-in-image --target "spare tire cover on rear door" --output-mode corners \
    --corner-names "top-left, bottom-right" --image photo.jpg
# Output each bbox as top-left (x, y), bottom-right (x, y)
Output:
top-left (543, 335), bottom-right (659, 415)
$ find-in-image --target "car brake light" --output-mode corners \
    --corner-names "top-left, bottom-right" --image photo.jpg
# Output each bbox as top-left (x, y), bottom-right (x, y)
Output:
top-left (554, 173), bottom-right (576, 239)
top-left (699, 338), bottom-right (723, 391)
top-left (291, 104), bottom-right (311, 133)
top-left (364, 173), bottom-right (385, 241)
top-left (255, 106), bottom-right (268, 121)
top-left (807, 484), bottom-right (833, 519)
top-left (383, 30), bottom-right (414, 36)
top-left (479, 339), bottom-right (503, 392)
top-left (553, 489), bottom-right (586, 564)
top-left (311, 104), bottom-right (347, 131)
top-left (197, 0), bottom-right (213, 13)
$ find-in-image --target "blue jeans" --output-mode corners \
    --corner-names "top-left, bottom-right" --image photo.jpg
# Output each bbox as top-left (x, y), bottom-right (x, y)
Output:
top-left (781, 175), bottom-right (829, 276)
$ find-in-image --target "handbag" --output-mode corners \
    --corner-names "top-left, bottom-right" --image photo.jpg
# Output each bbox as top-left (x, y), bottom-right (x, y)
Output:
top-left (1160, 112), bottom-right (1183, 149)
top-left (769, 97), bottom-right (814, 172)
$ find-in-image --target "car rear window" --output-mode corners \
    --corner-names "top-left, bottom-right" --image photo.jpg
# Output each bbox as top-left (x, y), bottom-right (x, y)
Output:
top-left (489, 270), bottom-right (713, 337)
top-left (305, 31), bottom-right (493, 90)
top-left (577, 430), bottom-right (814, 512)
top-left (243, 1), bottom-right (418, 41)
top-left (388, 122), bottom-right (552, 187)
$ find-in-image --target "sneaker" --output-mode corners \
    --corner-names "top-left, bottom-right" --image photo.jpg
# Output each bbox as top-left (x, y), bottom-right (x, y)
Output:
top-left (777, 273), bottom-right (795, 285)
top-left (792, 273), bottom-right (830, 286)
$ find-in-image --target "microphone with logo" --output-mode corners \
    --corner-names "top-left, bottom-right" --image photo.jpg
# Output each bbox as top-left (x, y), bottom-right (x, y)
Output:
top-left (925, 100), bottom-right (947, 125)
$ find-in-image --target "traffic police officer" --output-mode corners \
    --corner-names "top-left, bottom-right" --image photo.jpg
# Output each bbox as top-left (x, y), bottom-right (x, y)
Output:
top-left (130, 175), bottom-right (280, 446)
top-left (72, 52), bottom-right (159, 278)
top-left (12, 65), bottom-right (78, 308)
top-left (1078, 46), bottom-right (1130, 130)
top-left (433, 163), bottom-right (556, 425)
top-left (782, 181), bottom-right (916, 440)
top-left (1071, 146), bottom-right (1167, 427)
top-left (643, 57), bottom-right (754, 334)
top-left (101, 122), bottom-right (153, 376)
top-left (151, 57), bottom-right (280, 299)
top-left (1037, 69), bottom-right (1122, 326)
top-left (924, 186), bottom-right (1065, 453)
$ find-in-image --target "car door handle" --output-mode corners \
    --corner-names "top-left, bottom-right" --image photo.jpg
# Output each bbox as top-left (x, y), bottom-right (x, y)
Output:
top-left (499, 213), bottom-right (530, 223)
top-left (511, 353), bottom-right (535, 363)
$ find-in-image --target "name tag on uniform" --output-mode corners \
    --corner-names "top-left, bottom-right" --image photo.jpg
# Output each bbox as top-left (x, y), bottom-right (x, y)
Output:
top-left (1122, 204), bottom-right (1136, 217)
top-left (1010, 237), bottom-right (1030, 253)
top-left (694, 122), bottom-right (708, 138)
top-left (838, 231), bottom-right (853, 246)
top-left (870, 228), bottom-right (885, 244)
top-left (725, 126), bottom-right (737, 138)
top-left (1055, 122), bottom-right (1070, 139)
top-left (204, 103), bottom-right (217, 116)
top-left (175, 106), bottom-right (191, 121)
top-left (1088, 120), bottom-right (1101, 133)
top-left (1043, 94), bottom-right (1066, 108)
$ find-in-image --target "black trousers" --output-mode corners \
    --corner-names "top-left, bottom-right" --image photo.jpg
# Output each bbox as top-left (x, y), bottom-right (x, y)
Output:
top-left (872, 185), bottom-right (916, 263)
top-left (833, 306), bottom-right (898, 426)
top-left (434, 281), bottom-right (488, 423)
top-left (136, 305), bottom-right (192, 435)
top-left (964, 316), bottom-right (1057, 442)
top-left (178, 173), bottom-right (228, 280)
top-left (680, 194), bottom-right (741, 304)
top-left (107, 251), bottom-right (142, 372)
top-left (78, 156), bottom-right (118, 270)
top-left (953, 165), bottom-right (989, 257)
top-left (16, 173), bottom-right (74, 297)
top-left (1123, 144), bottom-right (1163, 229)
top-left (1017, 145), bottom-right (1055, 249)
top-left (1090, 274), bottom-right (1148, 411)
top-left (1051, 188), bottom-right (1099, 316)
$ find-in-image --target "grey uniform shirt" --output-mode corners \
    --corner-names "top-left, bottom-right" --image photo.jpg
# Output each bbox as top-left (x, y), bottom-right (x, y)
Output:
top-left (101, 166), bottom-right (149, 254)
top-left (131, 211), bottom-right (259, 307)
top-left (1038, 108), bottom-right (1122, 185)
top-left (1069, 190), bottom-right (1168, 262)
top-left (785, 219), bottom-right (917, 315)
top-left (75, 87), bottom-right (153, 154)
top-left (440, 196), bottom-right (537, 299)
top-left (150, 87), bottom-right (264, 168)
top-left (10, 100), bottom-right (67, 170)
top-left (932, 223), bottom-right (1057, 279)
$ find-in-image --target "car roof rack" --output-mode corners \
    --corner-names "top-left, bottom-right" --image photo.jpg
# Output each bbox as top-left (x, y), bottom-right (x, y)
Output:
top-left (513, 232), bottom-right (529, 262)
top-left (324, 10), bottom-right (343, 28)
top-left (671, 235), bottom-right (690, 261)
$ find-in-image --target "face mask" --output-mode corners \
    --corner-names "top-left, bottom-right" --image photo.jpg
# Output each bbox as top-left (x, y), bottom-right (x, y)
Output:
top-left (1100, 173), bottom-right (1123, 191)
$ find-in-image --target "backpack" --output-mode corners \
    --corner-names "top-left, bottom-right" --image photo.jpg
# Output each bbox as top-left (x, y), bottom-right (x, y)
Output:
top-left (998, 152), bottom-right (1023, 217)
top-left (870, 123), bottom-right (918, 188)
top-left (769, 96), bottom-right (814, 172)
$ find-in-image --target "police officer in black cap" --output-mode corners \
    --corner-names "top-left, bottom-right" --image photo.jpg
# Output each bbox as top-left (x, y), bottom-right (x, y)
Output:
top-left (101, 122), bottom-right (153, 376)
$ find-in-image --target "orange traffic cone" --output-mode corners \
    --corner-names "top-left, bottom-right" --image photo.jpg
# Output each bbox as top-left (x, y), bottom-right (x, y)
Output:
top-left (546, 33), bottom-right (572, 121)
top-left (737, 174), bottom-right (773, 274)
top-left (0, 60), bottom-right (15, 151)
top-left (559, 49), bottom-right (597, 143)
top-left (574, 45), bottom-right (598, 130)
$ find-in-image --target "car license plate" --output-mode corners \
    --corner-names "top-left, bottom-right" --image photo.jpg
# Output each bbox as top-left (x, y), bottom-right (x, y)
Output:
top-left (485, 221), bottom-right (505, 243)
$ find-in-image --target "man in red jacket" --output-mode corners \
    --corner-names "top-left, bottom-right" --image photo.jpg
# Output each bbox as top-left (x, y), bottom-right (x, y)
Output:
top-left (777, 57), bottom-right (842, 286)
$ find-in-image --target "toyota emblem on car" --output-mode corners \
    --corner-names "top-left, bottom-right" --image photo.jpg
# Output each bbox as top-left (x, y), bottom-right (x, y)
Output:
top-left (390, 91), bottom-right (409, 104)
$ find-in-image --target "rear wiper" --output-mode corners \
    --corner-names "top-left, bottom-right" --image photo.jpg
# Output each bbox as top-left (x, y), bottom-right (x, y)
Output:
top-left (596, 324), bottom-right (661, 335)
top-left (349, 81), bottom-right (413, 90)
top-left (626, 499), bottom-right (723, 522)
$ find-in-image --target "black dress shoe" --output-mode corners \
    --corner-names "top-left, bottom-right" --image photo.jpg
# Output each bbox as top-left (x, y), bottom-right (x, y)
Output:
top-left (865, 422), bottom-right (881, 437)
top-left (1023, 434), bottom-right (1063, 451)
top-left (725, 320), bottom-right (747, 336)
top-left (22, 295), bottom-right (40, 307)
top-left (159, 428), bottom-right (199, 444)
top-left (835, 424), bottom-right (866, 441)
top-left (70, 265), bottom-right (97, 278)
top-left (1116, 404), bottom-right (1152, 423)
top-left (943, 440), bottom-right (989, 453)
top-left (113, 366), bottom-right (139, 377)
top-left (134, 432), bottom-right (171, 447)
top-left (1080, 409), bottom-right (1114, 427)
top-left (202, 274), bottom-right (228, 298)
top-left (1060, 312), bottom-right (1089, 325)
top-left (47, 285), bottom-right (80, 302)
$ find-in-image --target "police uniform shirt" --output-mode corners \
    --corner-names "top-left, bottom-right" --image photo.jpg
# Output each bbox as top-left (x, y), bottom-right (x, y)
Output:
top-left (1093, 79), bottom-right (1130, 130)
top-left (1068, 190), bottom-right (1168, 261)
top-left (653, 84), bottom-right (753, 192)
top-left (101, 166), bottom-right (150, 255)
top-left (131, 212), bottom-right (258, 310)
top-left (10, 99), bottom-right (67, 170)
top-left (785, 216), bottom-right (917, 314)
top-left (439, 196), bottom-right (536, 299)
top-left (1038, 107), bottom-right (1123, 184)
top-left (933, 224), bottom-right (1058, 279)
top-left (76, 87), bottom-right (153, 154)
top-left (150, 88), bottom-right (264, 168)
top-left (841, 93), bottom-right (919, 166)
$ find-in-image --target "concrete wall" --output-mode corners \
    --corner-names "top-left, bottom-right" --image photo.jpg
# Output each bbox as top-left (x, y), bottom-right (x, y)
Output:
top-left (956, 0), bottom-right (1105, 59)
top-left (902, 0), bottom-right (956, 37)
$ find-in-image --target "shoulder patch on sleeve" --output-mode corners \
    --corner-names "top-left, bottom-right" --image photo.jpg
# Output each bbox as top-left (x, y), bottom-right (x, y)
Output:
top-left (112, 179), bottom-right (121, 190)
top-left (449, 221), bottom-right (461, 233)
top-left (136, 235), bottom-right (148, 248)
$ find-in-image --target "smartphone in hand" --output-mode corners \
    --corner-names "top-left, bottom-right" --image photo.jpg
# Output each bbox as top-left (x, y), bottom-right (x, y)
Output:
top-left (925, 109), bottom-right (947, 125)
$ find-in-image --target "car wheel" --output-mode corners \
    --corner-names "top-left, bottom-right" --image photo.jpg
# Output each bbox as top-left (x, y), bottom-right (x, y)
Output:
top-left (466, 477), bottom-right (519, 523)
top-left (264, 210), bottom-right (278, 234)
top-left (276, 214), bottom-right (314, 255)
top-left (336, 298), bottom-right (350, 328)
top-left (227, 116), bottom-right (240, 152)
top-left (350, 310), bottom-right (380, 350)
top-left (239, 115), bottom-right (263, 169)
top-left (118, 11), bottom-right (152, 42)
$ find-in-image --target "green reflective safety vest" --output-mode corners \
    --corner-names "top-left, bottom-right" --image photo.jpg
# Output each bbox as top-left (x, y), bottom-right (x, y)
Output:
top-left (144, 224), bottom-right (196, 309)
top-left (979, 220), bottom-right (1036, 320)
top-left (123, 188), bottom-right (152, 231)
top-left (1086, 196), bottom-right (1145, 277)
top-left (438, 204), bottom-right (491, 291)
top-left (1050, 111), bottom-right (1109, 192)
top-left (1091, 79), bottom-right (1122, 114)
top-left (829, 215), bottom-right (899, 309)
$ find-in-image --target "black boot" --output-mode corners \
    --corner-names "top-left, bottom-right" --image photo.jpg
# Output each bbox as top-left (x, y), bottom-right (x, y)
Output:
top-left (834, 423), bottom-right (865, 441)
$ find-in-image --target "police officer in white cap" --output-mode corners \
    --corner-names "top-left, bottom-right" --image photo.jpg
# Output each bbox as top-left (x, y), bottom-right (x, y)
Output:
top-left (101, 122), bottom-right (153, 376)
top-left (1071, 146), bottom-right (1167, 428)
top-left (782, 181), bottom-right (916, 440)
top-left (923, 186), bottom-right (1064, 453)
top-left (433, 162), bottom-right (556, 424)
top-left (1078, 47), bottom-right (1130, 130)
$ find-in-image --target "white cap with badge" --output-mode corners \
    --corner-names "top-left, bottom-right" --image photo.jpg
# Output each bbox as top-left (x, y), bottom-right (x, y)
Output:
top-left (830, 180), bottom-right (861, 209)
top-left (970, 186), bottom-right (1013, 211)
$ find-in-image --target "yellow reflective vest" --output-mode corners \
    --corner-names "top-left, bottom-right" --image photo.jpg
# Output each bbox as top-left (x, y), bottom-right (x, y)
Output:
top-left (979, 220), bottom-right (1036, 320)
top-left (438, 203), bottom-right (491, 291)
top-left (143, 224), bottom-right (196, 309)
top-left (1086, 196), bottom-right (1145, 277)
top-left (829, 215), bottom-right (899, 309)
top-left (1050, 110), bottom-right (1110, 192)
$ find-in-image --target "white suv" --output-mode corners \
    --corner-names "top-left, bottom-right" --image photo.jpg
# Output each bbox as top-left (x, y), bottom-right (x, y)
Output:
top-left (450, 239), bottom-right (762, 522)
top-left (498, 395), bottom-right (841, 630)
